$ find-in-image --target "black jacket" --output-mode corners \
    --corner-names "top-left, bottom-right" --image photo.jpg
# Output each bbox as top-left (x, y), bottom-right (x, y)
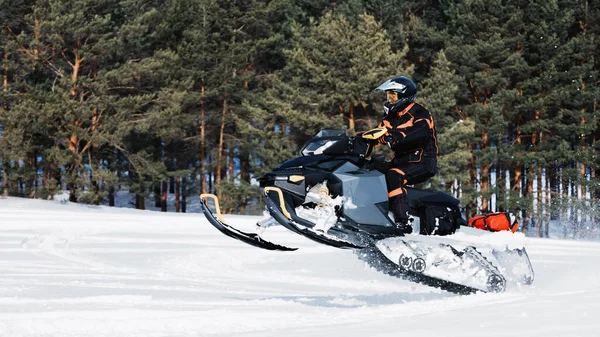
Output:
top-left (379, 102), bottom-right (438, 173)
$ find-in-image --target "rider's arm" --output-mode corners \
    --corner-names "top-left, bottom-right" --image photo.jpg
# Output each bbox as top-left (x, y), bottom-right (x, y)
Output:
top-left (385, 117), bottom-right (432, 149)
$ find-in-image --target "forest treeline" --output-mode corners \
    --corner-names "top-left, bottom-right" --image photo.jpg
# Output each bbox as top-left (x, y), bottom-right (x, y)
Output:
top-left (0, 0), bottom-right (598, 238)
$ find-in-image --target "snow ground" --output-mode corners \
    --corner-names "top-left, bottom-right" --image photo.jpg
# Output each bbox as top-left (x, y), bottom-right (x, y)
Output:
top-left (1, 197), bottom-right (599, 337)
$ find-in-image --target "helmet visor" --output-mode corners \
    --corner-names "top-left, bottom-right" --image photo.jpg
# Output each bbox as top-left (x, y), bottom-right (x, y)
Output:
top-left (386, 91), bottom-right (399, 104)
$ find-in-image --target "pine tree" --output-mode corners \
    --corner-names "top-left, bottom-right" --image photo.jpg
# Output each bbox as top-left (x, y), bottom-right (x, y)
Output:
top-left (420, 50), bottom-right (475, 207)
top-left (279, 12), bottom-right (411, 134)
top-left (441, 0), bottom-right (523, 215)
top-left (0, 0), bottom-right (137, 202)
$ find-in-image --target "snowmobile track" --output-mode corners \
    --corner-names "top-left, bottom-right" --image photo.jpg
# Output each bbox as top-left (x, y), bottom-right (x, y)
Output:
top-left (356, 245), bottom-right (478, 295)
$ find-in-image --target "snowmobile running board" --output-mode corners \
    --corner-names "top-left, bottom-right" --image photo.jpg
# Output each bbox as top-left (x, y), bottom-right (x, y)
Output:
top-left (263, 187), bottom-right (365, 249)
top-left (199, 194), bottom-right (297, 251)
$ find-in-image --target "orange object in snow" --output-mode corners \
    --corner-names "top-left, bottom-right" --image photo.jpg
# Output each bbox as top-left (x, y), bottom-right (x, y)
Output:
top-left (467, 212), bottom-right (519, 233)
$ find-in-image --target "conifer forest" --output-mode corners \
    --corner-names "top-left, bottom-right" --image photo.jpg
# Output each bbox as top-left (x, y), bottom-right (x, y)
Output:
top-left (0, 0), bottom-right (599, 238)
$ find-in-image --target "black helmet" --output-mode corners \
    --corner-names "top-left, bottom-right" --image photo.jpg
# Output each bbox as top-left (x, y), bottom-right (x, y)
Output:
top-left (375, 76), bottom-right (417, 115)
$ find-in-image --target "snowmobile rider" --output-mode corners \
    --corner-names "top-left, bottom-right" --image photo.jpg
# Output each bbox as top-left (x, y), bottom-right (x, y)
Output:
top-left (367, 76), bottom-right (438, 234)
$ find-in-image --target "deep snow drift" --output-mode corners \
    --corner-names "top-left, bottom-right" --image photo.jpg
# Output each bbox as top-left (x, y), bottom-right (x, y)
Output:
top-left (1, 197), bottom-right (600, 337)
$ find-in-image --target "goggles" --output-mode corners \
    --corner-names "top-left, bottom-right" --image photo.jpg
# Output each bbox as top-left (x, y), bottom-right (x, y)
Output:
top-left (386, 91), bottom-right (399, 104)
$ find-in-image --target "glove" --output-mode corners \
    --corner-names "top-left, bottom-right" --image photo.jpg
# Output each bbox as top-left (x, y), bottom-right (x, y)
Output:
top-left (378, 134), bottom-right (391, 145)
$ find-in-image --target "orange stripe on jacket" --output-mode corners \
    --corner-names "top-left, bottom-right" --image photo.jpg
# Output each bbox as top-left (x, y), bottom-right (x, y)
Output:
top-left (389, 168), bottom-right (405, 175)
top-left (380, 120), bottom-right (392, 129)
top-left (397, 102), bottom-right (415, 117)
top-left (414, 116), bottom-right (439, 158)
top-left (396, 116), bottom-right (414, 129)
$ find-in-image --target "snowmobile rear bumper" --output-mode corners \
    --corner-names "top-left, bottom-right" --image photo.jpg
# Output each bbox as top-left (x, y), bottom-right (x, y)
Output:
top-left (199, 194), bottom-right (297, 251)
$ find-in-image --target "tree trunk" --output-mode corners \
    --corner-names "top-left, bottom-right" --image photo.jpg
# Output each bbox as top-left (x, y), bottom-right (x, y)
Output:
top-left (348, 104), bottom-right (355, 131)
top-left (591, 167), bottom-right (596, 233)
top-left (67, 136), bottom-right (80, 203)
top-left (496, 163), bottom-right (505, 212)
top-left (549, 166), bottom-right (559, 220)
top-left (200, 83), bottom-right (207, 194)
top-left (228, 147), bottom-right (235, 181)
top-left (466, 152), bottom-right (477, 218)
top-left (580, 162), bottom-right (586, 232)
top-left (68, 178), bottom-right (77, 202)
top-left (480, 129), bottom-right (490, 212)
top-left (169, 176), bottom-right (175, 194)
top-left (536, 167), bottom-right (543, 237)
top-left (134, 178), bottom-right (145, 210)
top-left (240, 156), bottom-right (250, 183)
top-left (571, 175), bottom-right (578, 239)
top-left (136, 194), bottom-right (145, 210)
top-left (42, 162), bottom-right (49, 196)
top-left (28, 152), bottom-right (37, 198)
top-left (175, 177), bottom-right (181, 213)
top-left (580, 114), bottom-right (587, 233)
top-left (161, 181), bottom-right (167, 212)
top-left (33, 19), bottom-right (40, 59)
top-left (208, 154), bottom-right (213, 193)
top-left (182, 177), bottom-right (187, 213)
top-left (154, 184), bottom-right (161, 207)
top-left (108, 185), bottom-right (115, 207)
top-left (593, 106), bottom-right (599, 232)
top-left (1, 54), bottom-right (6, 198)
top-left (560, 168), bottom-right (567, 238)
top-left (240, 151), bottom-right (250, 214)
top-left (49, 165), bottom-right (56, 200)
top-left (511, 131), bottom-right (523, 194)
top-left (65, 47), bottom-right (85, 203)
top-left (117, 168), bottom-right (122, 190)
top-left (544, 173), bottom-right (550, 238)
top-left (510, 163), bottom-right (521, 191)
top-left (69, 52), bottom-right (83, 96)
top-left (2, 52), bottom-right (7, 92)
top-left (216, 99), bottom-right (227, 201)
top-left (1, 164), bottom-right (7, 198)
top-left (524, 165), bottom-right (534, 236)
top-left (481, 164), bottom-right (490, 213)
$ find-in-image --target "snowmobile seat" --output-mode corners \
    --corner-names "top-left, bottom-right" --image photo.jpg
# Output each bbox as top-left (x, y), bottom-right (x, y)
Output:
top-left (370, 154), bottom-right (387, 164)
top-left (406, 188), bottom-right (460, 208)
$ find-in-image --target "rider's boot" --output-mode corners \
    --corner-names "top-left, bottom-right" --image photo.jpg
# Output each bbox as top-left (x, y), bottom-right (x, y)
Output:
top-left (389, 194), bottom-right (412, 234)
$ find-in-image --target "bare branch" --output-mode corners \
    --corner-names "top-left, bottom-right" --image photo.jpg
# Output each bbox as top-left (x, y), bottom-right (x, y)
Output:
top-left (61, 50), bottom-right (74, 68)
top-left (80, 139), bottom-right (94, 156)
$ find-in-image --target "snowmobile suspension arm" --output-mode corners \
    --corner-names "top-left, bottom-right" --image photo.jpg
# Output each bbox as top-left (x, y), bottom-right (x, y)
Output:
top-left (200, 194), bottom-right (225, 223)
top-left (263, 187), bottom-right (292, 219)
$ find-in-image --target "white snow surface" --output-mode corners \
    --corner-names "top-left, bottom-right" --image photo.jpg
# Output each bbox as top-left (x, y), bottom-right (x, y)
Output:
top-left (1, 197), bottom-right (600, 337)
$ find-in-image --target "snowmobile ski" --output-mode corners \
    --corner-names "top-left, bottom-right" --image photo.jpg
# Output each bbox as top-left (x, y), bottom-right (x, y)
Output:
top-left (263, 187), bottom-right (364, 249)
top-left (200, 194), bottom-right (297, 251)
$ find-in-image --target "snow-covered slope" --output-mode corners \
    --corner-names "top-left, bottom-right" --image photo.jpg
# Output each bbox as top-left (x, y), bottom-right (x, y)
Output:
top-left (1, 197), bottom-right (599, 337)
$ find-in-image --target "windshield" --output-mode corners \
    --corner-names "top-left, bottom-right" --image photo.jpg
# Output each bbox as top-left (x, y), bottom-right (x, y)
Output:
top-left (300, 129), bottom-right (346, 156)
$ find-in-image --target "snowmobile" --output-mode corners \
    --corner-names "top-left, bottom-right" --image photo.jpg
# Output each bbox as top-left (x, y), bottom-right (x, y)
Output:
top-left (200, 129), bottom-right (534, 294)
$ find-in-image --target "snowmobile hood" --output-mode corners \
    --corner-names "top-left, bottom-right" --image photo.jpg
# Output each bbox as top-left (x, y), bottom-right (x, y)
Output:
top-left (274, 154), bottom-right (364, 172)
top-left (275, 154), bottom-right (328, 170)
